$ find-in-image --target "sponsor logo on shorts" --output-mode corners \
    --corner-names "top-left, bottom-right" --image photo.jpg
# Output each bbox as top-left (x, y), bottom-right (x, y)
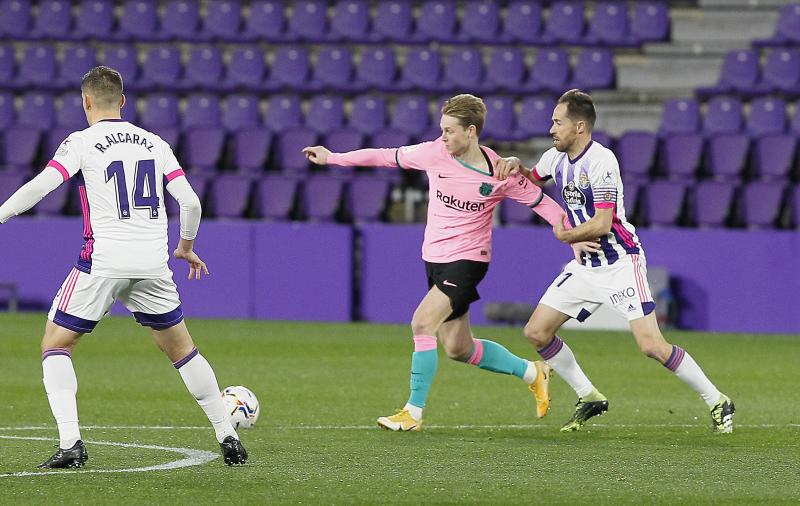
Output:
top-left (610, 286), bottom-right (636, 305)
top-left (627, 303), bottom-right (637, 312)
top-left (443, 280), bottom-right (458, 287)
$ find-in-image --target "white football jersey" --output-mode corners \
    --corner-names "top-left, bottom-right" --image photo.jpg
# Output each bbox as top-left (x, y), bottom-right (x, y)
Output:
top-left (48, 119), bottom-right (187, 278)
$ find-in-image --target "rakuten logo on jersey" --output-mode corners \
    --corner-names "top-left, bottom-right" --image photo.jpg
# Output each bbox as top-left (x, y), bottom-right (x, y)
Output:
top-left (435, 190), bottom-right (486, 212)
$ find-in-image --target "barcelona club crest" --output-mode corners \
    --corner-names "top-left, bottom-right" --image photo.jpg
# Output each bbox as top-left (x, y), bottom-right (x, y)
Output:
top-left (479, 182), bottom-right (494, 196)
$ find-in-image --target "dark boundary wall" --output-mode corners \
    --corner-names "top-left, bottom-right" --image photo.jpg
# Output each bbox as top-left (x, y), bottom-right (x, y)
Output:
top-left (0, 218), bottom-right (797, 333)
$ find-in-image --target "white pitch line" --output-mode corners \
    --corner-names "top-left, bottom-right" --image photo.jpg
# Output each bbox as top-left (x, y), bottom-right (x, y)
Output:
top-left (0, 435), bottom-right (218, 478)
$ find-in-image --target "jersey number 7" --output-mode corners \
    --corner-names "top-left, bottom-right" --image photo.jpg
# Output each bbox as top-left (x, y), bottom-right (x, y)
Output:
top-left (105, 159), bottom-right (160, 219)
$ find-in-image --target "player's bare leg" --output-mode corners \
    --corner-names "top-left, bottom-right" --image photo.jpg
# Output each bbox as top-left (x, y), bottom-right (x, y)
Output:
top-left (38, 321), bottom-right (88, 468)
top-left (630, 313), bottom-right (734, 433)
top-left (524, 304), bottom-right (608, 431)
top-left (439, 313), bottom-right (552, 419)
top-left (377, 287), bottom-right (452, 432)
top-left (152, 321), bottom-right (247, 463)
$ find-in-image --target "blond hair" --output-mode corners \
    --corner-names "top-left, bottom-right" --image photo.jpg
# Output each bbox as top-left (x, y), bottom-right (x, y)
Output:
top-left (441, 94), bottom-right (486, 135)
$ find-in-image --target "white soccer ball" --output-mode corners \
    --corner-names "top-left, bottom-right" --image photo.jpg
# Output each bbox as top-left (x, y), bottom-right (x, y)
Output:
top-left (221, 385), bottom-right (260, 429)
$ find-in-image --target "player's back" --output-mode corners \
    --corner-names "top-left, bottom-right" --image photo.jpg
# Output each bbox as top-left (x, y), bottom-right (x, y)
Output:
top-left (56, 119), bottom-right (181, 278)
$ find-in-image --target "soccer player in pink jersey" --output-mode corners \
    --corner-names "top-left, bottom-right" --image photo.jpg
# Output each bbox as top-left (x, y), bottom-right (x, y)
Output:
top-left (496, 90), bottom-right (734, 433)
top-left (0, 67), bottom-right (247, 466)
top-left (304, 94), bottom-right (586, 431)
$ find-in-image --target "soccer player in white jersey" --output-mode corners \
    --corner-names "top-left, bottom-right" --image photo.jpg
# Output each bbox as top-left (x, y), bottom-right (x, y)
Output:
top-left (497, 90), bottom-right (735, 433)
top-left (303, 95), bottom-right (594, 432)
top-left (0, 66), bottom-right (248, 467)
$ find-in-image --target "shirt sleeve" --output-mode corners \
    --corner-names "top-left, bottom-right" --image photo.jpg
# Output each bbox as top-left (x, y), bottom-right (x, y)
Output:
top-left (327, 148), bottom-right (399, 168)
top-left (502, 174), bottom-right (567, 228)
top-left (531, 149), bottom-right (555, 181)
top-left (589, 152), bottom-right (620, 210)
top-left (48, 132), bottom-right (84, 182)
top-left (0, 168), bottom-right (64, 223)
top-left (395, 138), bottom-right (442, 172)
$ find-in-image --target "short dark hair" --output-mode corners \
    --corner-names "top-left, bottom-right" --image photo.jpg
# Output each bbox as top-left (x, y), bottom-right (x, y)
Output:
top-left (558, 89), bottom-right (596, 130)
top-left (81, 66), bottom-right (123, 108)
top-left (441, 94), bottom-right (486, 136)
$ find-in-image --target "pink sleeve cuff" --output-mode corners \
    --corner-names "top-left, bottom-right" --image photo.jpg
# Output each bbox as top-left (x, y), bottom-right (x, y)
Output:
top-left (46, 159), bottom-right (70, 182)
top-left (594, 202), bottom-right (615, 209)
top-left (165, 168), bottom-right (186, 182)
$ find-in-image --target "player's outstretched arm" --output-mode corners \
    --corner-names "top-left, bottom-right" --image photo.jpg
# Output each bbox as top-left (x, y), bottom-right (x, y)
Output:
top-left (0, 168), bottom-right (63, 224)
top-left (302, 145), bottom-right (399, 168)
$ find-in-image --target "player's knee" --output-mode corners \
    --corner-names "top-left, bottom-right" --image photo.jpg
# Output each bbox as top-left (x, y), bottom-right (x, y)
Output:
top-left (523, 323), bottom-right (552, 349)
top-left (410, 314), bottom-right (436, 336)
top-left (443, 341), bottom-right (471, 362)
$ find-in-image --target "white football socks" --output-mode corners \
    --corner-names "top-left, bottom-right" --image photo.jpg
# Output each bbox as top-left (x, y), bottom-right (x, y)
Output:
top-left (42, 351), bottom-right (81, 449)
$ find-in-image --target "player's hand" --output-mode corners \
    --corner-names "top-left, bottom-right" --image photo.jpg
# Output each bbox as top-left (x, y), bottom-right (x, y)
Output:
top-left (553, 217), bottom-right (570, 243)
top-left (302, 146), bottom-right (331, 165)
top-left (494, 156), bottom-right (523, 180)
top-left (173, 248), bottom-right (210, 280)
top-left (571, 240), bottom-right (601, 263)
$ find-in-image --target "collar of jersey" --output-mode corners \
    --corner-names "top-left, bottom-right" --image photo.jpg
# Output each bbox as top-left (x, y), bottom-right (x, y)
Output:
top-left (568, 140), bottom-right (593, 164)
top-left (453, 147), bottom-right (494, 176)
top-left (97, 118), bottom-right (126, 123)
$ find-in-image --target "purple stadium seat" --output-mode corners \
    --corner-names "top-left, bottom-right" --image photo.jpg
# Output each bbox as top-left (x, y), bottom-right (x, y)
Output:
top-left (706, 134), bottom-right (749, 180)
top-left (324, 129), bottom-right (365, 166)
top-left (0, 0), bottom-right (31, 39)
top-left (660, 134), bottom-right (703, 181)
top-left (16, 45), bottom-right (56, 88)
top-left (414, 0), bottom-right (457, 43)
top-left (757, 49), bottom-right (800, 95)
top-left (207, 174), bottom-right (252, 218)
top-left (183, 47), bottom-right (224, 91)
top-left (265, 94), bottom-right (302, 132)
top-left (2, 126), bottom-right (41, 170)
top-left (203, 0), bottom-right (242, 41)
top-left (660, 135), bottom-right (703, 181)
top-left (349, 95), bottom-right (387, 135)
top-left (572, 48), bottom-right (615, 90)
top-left (276, 127), bottom-right (318, 172)
top-left (443, 48), bottom-right (485, 93)
top-left (141, 47), bottom-right (182, 90)
top-left (622, 179), bottom-right (642, 220)
top-left (740, 182), bottom-right (785, 228)
top-left (121, 92), bottom-right (137, 123)
top-left (18, 92), bottom-right (55, 129)
top-left (141, 93), bottom-right (179, 128)
top-left (225, 46), bottom-right (267, 91)
top-left (35, 179), bottom-right (71, 215)
top-left (301, 175), bottom-right (344, 221)
top-left (399, 48), bottom-right (442, 93)
top-left (592, 130), bottom-right (614, 149)
top-left (243, 0), bottom-right (287, 41)
top-left (697, 50), bottom-right (759, 97)
top-left (0, 173), bottom-right (25, 206)
top-left (372, 0), bottom-right (413, 42)
top-left (0, 92), bottom-right (15, 130)
top-left (331, 0), bottom-right (369, 42)
top-left (313, 47), bottom-right (354, 91)
top-left (753, 4), bottom-right (800, 47)
top-left (703, 96), bottom-right (743, 136)
top-left (306, 95), bottom-right (345, 133)
top-left (659, 98), bottom-right (700, 136)
top-left (792, 101), bottom-right (800, 135)
top-left (791, 185), bottom-right (800, 227)
top-left (630, 2), bottom-right (669, 43)
top-left (543, 1), bottom-right (585, 45)
top-left (485, 48), bottom-right (525, 93)
top-left (390, 95), bottom-right (431, 137)
top-left (370, 128), bottom-right (411, 151)
top-left (57, 93), bottom-right (86, 127)
top-left (355, 47), bottom-right (397, 91)
top-left (616, 131), bottom-right (657, 181)
top-left (500, 200), bottom-right (534, 226)
top-left (752, 135), bottom-right (796, 181)
top-left (31, 0), bottom-right (73, 41)
top-left (118, 0), bottom-right (159, 41)
top-left (349, 177), bottom-right (391, 222)
top-left (503, 1), bottom-right (543, 44)
top-left (222, 94), bottom-right (260, 132)
top-left (0, 44), bottom-right (15, 87)
top-left (183, 94), bottom-right (221, 129)
top-left (269, 46), bottom-right (311, 91)
top-left (691, 181), bottom-right (736, 228)
top-left (288, 0), bottom-right (329, 42)
top-left (747, 97), bottom-right (787, 137)
top-left (232, 127), bottom-right (272, 173)
top-left (102, 46), bottom-right (140, 90)
top-left (74, 0), bottom-right (114, 40)
top-left (586, 1), bottom-right (632, 46)
top-left (483, 96), bottom-right (516, 142)
top-left (459, 1), bottom-right (500, 43)
top-left (643, 181), bottom-right (686, 226)
top-left (56, 45), bottom-right (97, 91)
top-left (160, 0), bottom-right (202, 40)
top-left (525, 48), bottom-right (569, 93)
top-left (254, 174), bottom-right (298, 220)
top-left (182, 127), bottom-right (225, 172)
top-left (517, 96), bottom-right (556, 139)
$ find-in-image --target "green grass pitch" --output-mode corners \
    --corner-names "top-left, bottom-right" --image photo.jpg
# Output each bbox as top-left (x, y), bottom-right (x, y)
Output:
top-left (1, 313), bottom-right (798, 504)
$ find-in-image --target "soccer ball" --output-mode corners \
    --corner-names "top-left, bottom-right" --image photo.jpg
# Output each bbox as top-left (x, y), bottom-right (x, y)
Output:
top-left (221, 385), bottom-right (260, 429)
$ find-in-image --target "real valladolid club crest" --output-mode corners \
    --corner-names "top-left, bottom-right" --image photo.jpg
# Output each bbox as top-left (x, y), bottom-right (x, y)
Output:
top-left (479, 183), bottom-right (494, 196)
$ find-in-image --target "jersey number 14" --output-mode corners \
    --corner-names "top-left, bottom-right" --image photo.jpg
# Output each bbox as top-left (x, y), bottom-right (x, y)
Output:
top-left (105, 159), bottom-right (159, 219)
